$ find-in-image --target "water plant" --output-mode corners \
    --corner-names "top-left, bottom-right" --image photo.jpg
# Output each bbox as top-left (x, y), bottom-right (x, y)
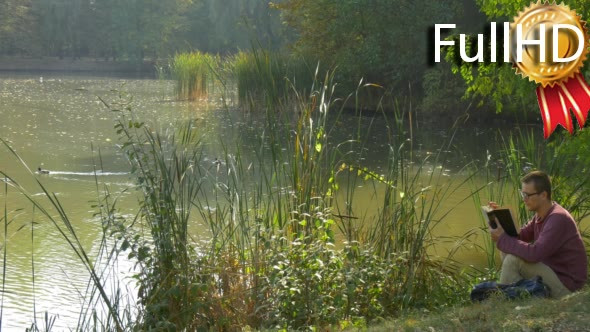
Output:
top-left (228, 49), bottom-right (314, 108)
top-left (5, 68), bottom-right (589, 331)
top-left (96, 68), bottom-right (481, 330)
top-left (171, 51), bottom-right (218, 100)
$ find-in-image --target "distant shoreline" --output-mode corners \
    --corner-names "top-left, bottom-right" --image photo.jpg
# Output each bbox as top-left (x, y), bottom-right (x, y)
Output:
top-left (0, 56), bottom-right (157, 74)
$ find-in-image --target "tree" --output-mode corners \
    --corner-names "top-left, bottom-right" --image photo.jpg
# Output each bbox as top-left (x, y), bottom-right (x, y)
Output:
top-left (453, 0), bottom-right (590, 114)
top-left (31, 0), bottom-right (95, 58)
top-left (0, 0), bottom-right (288, 60)
top-left (0, 0), bottom-right (36, 55)
top-left (181, 0), bottom-right (286, 54)
top-left (274, 0), bottom-right (462, 94)
top-left (90, 0), bottom-right (192, 62)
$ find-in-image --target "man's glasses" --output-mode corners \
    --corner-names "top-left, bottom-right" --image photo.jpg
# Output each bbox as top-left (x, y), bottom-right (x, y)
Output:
top-left (520, 191), bottom-right (540, 200)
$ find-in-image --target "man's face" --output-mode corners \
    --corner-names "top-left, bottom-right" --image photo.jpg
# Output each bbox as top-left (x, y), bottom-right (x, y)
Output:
top-left (521, 182), bottom-right (544, 211)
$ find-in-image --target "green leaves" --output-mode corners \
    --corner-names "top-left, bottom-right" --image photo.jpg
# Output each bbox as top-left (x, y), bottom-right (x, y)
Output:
top-left (276, 0), bottom-right (462, 92)
top-left (314, 142), bottom-right (322, 153)
top-left (452, 0), bottom-right (590, 114)
top-left (2, 0), bottom-right (283, 60)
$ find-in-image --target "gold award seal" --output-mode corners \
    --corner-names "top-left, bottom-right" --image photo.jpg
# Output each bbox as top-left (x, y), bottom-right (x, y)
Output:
top-left (511, 2), bottom-right (589, 87)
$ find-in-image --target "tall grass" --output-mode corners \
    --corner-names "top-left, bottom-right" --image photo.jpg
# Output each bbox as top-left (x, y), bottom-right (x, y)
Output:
top-left (91, 67), bottom-right (485, 330)
top-left (1, 141), bottom-right (134, 331)
top-left (334, 101), bottom-right (488, 309)
top-left (109, 107), bottom-right (206, 329)
top-left (170, 49), bottom-right (314, 108)
top-left (228, 49), bottom-right (314, 108)
top-left (502, 129), bottom-right (590, 259)
top-left (1, 69), bottom-right (482, 329)
top-left (9, 67), bottom-right (590, 330)
top-left (1, 177), bottom-right (7, 329)
top-left (469, 147), bottom-right (510, 272)
top-left (171, 51), bottom-right (218, 101)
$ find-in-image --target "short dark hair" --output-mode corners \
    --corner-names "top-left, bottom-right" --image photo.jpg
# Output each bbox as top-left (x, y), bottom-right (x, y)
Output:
top-left (521, 171), bottom-right (552, 200)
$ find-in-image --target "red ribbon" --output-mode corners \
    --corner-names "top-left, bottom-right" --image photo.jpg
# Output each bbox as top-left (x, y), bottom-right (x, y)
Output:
top-left (536, 73), bottom-right (590, 138)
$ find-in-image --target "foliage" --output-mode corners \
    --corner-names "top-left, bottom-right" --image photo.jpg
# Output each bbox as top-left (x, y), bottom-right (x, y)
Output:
top-left (451, 0), bottom-right (590, 114)
top-left (0, 0), bottom-right (37, 55)
top-left (0, 0), bottom-right (286, 61)
top-left (274, 0), bottom-right (462, 94)
top-left (420, 62), bottom-right (470, 116)
top-left (447, 54), bottom-right (537, 114)
top-left (86, 72), bottom-right (475, 330)
top-left (182, 0), bottom-right (287, 54)
top-left (475, 0), bottom-right (590, 20)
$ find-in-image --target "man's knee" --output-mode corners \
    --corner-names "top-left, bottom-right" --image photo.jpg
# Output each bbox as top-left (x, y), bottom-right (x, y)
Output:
top-left (502, 254), bottom-right (523, 269)
top-left (499, 254), bottom-right (526, 284)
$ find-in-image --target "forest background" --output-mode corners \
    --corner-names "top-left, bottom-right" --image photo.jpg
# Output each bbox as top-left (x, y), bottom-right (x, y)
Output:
top-left (1, 0), bottom-right (574, 123)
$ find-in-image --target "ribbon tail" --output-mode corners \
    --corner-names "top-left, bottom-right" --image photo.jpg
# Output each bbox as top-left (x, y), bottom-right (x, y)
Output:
top-left (536, 85), bottom-right (572, 139)
top-left (536, 73), bottom-right (590, 139)
top-left (558, 73), bottom-right (590, 129)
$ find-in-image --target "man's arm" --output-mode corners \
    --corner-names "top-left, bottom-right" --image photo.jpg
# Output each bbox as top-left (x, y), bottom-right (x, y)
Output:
top-left (517, 219), bottom-right (535, 243)
top-left (488, 201), bottom-right (533, 242)
top-left (496, 216), bottom-right (566, 263)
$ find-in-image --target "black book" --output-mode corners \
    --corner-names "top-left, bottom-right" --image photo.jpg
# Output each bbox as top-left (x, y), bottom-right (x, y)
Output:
top-left (481, 206), bottom-right (519, 237)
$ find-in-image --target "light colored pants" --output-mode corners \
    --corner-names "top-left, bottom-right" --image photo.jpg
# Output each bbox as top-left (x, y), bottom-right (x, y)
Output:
top-left (499, 254), bottom-right (572, 299)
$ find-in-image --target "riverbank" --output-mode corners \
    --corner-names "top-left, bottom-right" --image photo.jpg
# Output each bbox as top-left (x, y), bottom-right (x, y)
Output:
top-left (0, 56), bottom-right (155, 74)
top-left (2, 71), bottom-right (588, 330)
top-left (366, 287), bottom-right (590, 331)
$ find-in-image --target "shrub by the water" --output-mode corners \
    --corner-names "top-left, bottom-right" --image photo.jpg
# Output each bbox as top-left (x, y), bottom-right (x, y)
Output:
top-left (96, 72), bottom-right (476, 330)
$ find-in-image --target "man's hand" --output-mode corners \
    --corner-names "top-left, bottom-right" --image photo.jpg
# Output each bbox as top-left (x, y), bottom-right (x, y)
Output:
top-left (489, 216), bottom-right (505, 242)
top-left (488, 201), bottom-right (499, 209)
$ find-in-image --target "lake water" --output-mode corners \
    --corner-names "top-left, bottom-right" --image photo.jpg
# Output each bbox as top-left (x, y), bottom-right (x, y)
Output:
top-left (0, 72), bottom-right (570, 329)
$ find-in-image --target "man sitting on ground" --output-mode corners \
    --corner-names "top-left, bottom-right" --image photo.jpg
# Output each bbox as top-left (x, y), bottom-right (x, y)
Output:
top-left (488, 170), bottom-right (588, 298)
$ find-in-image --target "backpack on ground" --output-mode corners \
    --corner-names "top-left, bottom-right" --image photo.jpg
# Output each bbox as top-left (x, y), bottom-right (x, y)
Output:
top-left (470, 275), bottom-right (549, 302)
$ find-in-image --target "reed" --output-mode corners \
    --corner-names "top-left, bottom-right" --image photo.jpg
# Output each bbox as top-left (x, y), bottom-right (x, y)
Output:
top-left (7, 73), bottom-right (572, 330)
top-left (0, 140), bottom-right (135, 331)
top-left (87, 70), bottom-right (479, 329)
top-left (468, 144), bottom-right (510, 272)
top-left (171, 49), bottom-right (315, 108)
top-left (171, 51), bottom-right (218, 100)
top-left (336, 96), bottom-right (482, 309)
top-left (228, 49), bottom-right (313, 108)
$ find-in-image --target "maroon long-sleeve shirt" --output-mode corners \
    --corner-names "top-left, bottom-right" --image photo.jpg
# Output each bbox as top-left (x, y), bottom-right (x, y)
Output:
top-left (497, 203), bottom-right (588, 291)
